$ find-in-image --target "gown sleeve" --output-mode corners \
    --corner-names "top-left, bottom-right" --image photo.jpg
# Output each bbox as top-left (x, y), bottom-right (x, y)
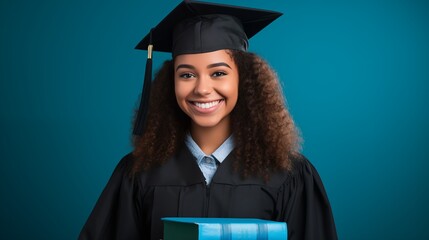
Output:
top-left (78, 154), bottom-right (143, 240)
top-left (278, 155), bottom-right (338, 240)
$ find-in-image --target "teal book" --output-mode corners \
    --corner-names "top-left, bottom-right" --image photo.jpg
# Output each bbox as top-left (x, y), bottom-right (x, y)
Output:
top-left (162, 217), bottom-right (287, 240)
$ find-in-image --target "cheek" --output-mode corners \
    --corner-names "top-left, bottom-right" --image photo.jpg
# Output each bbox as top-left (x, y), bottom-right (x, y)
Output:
top-left (223, 78), bottom-right (239, 101)
top-left (174, 81), bottom-right (184, 112)
top-left (174, 80), bottom-right (186, 101)
top-left (174, 80), bottom-right (193, 112)
top-left (225, 86), bottom-right (238, 101)
top-left (230, 77), bottom-right (239, 107)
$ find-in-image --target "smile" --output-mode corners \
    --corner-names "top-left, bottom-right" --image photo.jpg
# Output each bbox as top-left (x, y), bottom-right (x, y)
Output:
top-left (191, 99), bottom-right (223, 109)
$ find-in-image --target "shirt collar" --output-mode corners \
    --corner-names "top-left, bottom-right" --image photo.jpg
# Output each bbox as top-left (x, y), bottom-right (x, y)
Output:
top-left (185, 133), bottom-right (234, 164)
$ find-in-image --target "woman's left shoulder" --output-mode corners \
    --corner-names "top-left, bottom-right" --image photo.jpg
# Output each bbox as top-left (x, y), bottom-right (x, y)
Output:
top-left (276, 153), bottom-right (338, 239)
top-left (289, 153), bottom-right (319, 177)
top-left (269, 153), bottom-right (324, 188)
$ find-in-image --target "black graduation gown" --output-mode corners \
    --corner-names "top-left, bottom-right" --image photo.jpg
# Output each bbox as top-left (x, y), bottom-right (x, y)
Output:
top-left (79, 147), bottom-right (337, 240)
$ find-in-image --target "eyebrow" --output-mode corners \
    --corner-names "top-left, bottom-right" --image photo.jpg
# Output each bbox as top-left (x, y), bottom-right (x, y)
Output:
top-left (207, 62), bottom-right (232, 69)
top-left (176, 64), bottom-right (195, 72)
top-left (175, 62), bottom-right (232, 72)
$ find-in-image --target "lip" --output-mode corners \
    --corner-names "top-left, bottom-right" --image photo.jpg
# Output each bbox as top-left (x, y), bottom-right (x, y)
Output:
top-left (187, 99), bottom-right (224, 114)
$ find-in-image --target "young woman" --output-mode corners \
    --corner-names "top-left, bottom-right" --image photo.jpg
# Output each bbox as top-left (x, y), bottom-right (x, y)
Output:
top-left (79, 1), bottom-right (337, 240)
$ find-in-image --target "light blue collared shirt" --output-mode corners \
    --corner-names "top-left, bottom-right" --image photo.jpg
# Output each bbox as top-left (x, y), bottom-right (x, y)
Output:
top-left (185, 133), bottom-right (234, 185)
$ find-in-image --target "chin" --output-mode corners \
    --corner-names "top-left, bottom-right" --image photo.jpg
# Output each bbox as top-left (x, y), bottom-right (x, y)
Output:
top-left (191, 119), bottom-right (222, 128)
top-left (190, 115), bottom-right (227, 129)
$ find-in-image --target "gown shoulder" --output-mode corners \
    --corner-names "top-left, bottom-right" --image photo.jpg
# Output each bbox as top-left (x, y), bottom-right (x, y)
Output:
top-left (277, 153), bottom-right (338, 240)
top-left (78, 153), bottom-right (143, 240)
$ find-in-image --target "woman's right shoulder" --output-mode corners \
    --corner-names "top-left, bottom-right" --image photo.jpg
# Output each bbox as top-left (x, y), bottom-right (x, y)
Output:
top-left (109, 152), bottom-right (149, 183)
top-left (113, 152), bottom-right (136, 174)
top-left (117, 148), bottom-right (191, 186)
top-left (114, 152), bottom-right (167, 181)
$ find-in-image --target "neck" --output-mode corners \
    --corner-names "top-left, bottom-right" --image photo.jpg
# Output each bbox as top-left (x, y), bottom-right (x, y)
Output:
top-left (190, 119), bottom-right (231, 155)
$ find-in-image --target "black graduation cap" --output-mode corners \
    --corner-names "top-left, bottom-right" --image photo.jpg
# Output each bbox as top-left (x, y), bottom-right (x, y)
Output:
top-left (133, 0), bottom-right (282, 135)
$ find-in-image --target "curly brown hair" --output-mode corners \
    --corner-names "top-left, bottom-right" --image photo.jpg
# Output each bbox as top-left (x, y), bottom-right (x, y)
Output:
top-left (132, 50), bottom-right (301, 179)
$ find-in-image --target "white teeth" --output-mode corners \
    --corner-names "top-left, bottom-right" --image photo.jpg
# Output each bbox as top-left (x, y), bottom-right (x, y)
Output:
top-left (194, 100), bottom-right (221, 109)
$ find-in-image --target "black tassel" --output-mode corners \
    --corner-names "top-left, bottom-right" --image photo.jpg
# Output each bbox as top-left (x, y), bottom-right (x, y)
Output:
top-left (133, 29), bottom-right (153, 135)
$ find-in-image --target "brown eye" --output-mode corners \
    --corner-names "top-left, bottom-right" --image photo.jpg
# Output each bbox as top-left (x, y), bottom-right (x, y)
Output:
top-left (212, 71), bottom-right (227, 77)
top-left (179, 73), bottom-right (195, 79)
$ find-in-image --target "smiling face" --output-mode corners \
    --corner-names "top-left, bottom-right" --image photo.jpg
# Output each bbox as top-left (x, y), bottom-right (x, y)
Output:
top-left (174, 50), bottom-right (239, 133)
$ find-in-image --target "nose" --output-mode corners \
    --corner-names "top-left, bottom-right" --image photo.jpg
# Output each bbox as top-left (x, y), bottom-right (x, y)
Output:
top-left (193, 76), bottom-right (212, 96)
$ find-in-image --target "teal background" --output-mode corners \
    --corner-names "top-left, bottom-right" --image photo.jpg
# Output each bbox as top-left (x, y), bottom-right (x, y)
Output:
top-left (1, 0), bottom-right (428, 239)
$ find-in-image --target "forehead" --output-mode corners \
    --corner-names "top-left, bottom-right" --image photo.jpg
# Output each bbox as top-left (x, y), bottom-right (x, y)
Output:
top-left (174, 50), bottom-right (234, 67)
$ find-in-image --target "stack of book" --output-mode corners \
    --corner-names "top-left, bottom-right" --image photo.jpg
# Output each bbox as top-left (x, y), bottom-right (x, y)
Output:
top-left (163, 217), bottom-right (287, 240)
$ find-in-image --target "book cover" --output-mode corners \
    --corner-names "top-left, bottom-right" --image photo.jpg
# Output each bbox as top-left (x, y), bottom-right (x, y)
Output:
top-left (162, 217), bottom-right (287, 240)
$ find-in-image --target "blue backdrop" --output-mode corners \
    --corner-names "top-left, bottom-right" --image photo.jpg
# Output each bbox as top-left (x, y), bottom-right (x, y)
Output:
top-left (1, 0), bottom-right (428, 239)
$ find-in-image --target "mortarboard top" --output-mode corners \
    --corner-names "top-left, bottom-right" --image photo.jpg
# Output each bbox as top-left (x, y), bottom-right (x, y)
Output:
top-left (135, 0), bottom-right (282, 55)
top-left (133, 0), bottom-right (282, 135)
